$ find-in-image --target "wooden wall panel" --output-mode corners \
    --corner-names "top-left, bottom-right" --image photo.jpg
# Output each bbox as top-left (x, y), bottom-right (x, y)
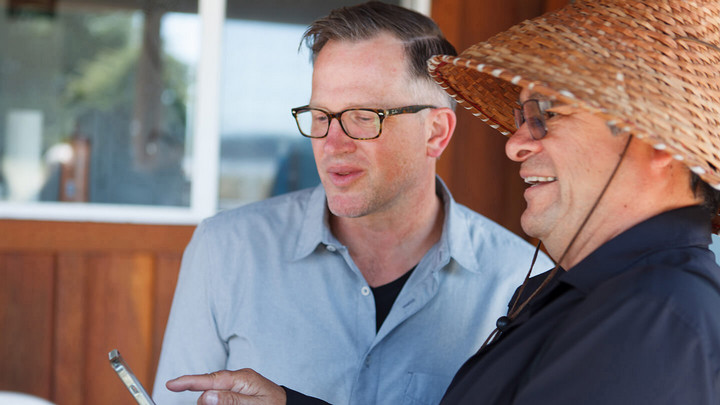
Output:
top-left (53, 254), bottom-right (89, 405)
top-left (0, 220), bottom-right (192, 405)
top-left (0, 220), bottom-right (194, 252)
top-left (84, 254), bottom-right (156, 404)
top-left (545, 0), bottom-right (569, 12)
top-left (0, 254), bottom-right (55, 397)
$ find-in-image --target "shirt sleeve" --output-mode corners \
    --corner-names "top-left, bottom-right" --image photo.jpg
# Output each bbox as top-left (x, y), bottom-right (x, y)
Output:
top-left (283, 387), bottom-right (332, 405)
top-left (152, 222), bottom-right (230, 404)
top-left (512, 292), bottom-right (718, 405)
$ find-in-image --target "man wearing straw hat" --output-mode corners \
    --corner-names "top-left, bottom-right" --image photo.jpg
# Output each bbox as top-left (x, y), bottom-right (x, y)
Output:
top-left (425, 0), bottom-right (720, 403)
top-left (154, 2), bottom-right (549, 404)
top-left (164, 0), bottom-right (720, 404)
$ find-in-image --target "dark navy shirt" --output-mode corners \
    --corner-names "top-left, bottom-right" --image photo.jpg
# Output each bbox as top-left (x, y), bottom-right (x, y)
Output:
top-left (442, 206), bottom-right (720, 404)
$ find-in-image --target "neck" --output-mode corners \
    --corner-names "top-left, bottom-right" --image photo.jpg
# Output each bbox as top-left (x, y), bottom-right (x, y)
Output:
top-left (331, 179), bottom-right (444, 287)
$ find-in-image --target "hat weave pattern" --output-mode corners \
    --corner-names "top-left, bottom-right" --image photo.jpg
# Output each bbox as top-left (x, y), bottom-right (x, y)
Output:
top-left (428, 0), bottom-right (720, 193)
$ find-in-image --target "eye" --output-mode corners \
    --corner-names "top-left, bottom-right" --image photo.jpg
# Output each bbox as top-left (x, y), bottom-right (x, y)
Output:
top-left (311, 111), bottom-right (328, 123)
top-left (347, 110), bottom-right (378, 126)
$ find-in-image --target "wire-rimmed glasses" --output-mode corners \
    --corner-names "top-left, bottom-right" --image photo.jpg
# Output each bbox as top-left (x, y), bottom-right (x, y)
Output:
top-left (513, 99), bottom-right (556, 140)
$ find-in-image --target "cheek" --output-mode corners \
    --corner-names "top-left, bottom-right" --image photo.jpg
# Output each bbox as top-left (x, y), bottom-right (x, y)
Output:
top-left (310, 138), bottom-right (323, 157)
top-left (557, 142), bottom-right (628, 205)
top-left (378, 126), bottom-right (425, 166)
top-left (374, 143), bottom-right (412, 174)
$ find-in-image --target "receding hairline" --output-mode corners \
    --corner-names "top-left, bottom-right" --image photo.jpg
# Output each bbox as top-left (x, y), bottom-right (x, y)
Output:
top-left (351, 33), bottom-right (455, 101)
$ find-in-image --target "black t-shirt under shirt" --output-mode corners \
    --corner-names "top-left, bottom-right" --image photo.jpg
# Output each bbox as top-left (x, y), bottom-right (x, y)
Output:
top-left (371, 267), bottom-right (415, 331)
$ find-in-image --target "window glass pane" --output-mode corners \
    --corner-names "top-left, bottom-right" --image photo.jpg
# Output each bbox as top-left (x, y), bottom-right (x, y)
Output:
top-left (219, 19), bottom-right (315, 210)
top-left (0, 0), bottom-right (200, 207)
top-left (218, 0), bottom-right (402, 211)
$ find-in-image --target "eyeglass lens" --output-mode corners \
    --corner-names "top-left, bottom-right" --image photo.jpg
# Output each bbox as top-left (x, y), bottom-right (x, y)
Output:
top-left (296, 109), bottom-right (381, 139)
top-left (513, 100), bottom-right (548, 140)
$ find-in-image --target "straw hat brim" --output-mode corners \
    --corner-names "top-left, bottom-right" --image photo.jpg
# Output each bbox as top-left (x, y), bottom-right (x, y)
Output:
top-left (428, 1), bottom-right (720, 191)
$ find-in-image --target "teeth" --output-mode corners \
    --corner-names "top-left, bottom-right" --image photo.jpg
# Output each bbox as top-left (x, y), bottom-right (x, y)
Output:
top-left (524, 176), bottom-right (558, 185)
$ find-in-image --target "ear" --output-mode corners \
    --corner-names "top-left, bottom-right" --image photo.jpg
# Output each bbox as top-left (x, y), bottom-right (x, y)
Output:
top-left (649, 147), bottom-right (675, 170)
top-left (648, 145), bottom-right (698, 202)
top-left (426, 107), bottom-right (456, 158)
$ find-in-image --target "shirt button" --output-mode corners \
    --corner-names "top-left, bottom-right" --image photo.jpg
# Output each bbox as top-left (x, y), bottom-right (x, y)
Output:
top-left (361, 286), bottom-right (370, 296)
top-left (326, 245), bottom-right (337, 252)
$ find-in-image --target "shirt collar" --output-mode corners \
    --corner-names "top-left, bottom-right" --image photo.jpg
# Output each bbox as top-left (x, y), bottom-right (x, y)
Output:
top-left (292, 184), bottom-right (331, 260)
top-left (291, 176), bottom-right (480, 272)
top-left (559, 205), bottom-right (713, 294)
top-left (438, 177), bottom-right (482, 272)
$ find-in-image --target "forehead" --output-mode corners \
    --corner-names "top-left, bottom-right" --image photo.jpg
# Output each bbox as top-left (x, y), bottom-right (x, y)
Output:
top-left (310, 33), bottom-right (413, 108)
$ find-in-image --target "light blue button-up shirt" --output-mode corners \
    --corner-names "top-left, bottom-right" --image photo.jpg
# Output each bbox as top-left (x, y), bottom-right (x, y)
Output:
top-left (153, 178), bottom-right (553, 405)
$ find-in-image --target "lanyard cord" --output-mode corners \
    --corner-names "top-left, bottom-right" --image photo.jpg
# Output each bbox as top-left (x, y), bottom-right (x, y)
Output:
top-left (480, 134), bottom-right (634, 350)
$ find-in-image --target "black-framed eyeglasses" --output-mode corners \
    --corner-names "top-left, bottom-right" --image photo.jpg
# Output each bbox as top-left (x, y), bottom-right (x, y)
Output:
top-left (513, 99), bottom-right (556, 140)
top-left (291, 105), bottom-right (436, 140)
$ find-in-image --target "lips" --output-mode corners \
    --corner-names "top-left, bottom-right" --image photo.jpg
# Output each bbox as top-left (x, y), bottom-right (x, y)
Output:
top-left (326, 165), bottom-right (363, 187)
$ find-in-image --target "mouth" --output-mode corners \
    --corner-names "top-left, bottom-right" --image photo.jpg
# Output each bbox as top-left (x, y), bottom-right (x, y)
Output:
top-left (325, 165), bottom-right (363, 187)
top-left (329, 168), bottom-right (360, 177)
top-left (524, 176), bottom-right (558, 186)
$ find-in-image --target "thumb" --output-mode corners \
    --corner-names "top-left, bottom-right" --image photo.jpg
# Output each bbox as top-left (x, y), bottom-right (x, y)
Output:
top-left (199, 389), bottom-right (266, 405)
top-left (198, 390), bottom-right (221, 405)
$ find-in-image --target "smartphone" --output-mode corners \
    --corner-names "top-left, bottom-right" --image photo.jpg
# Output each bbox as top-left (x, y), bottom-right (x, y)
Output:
top-left (108, 349), bottom-right (157, 405)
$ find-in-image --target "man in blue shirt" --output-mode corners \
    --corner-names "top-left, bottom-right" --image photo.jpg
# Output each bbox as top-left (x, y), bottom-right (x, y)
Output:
top-left (153, 2), bottom-right (550, 404)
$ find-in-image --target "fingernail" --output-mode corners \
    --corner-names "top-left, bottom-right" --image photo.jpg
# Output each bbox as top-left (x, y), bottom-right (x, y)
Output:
top-left (205, 391), bottom-right (218, 405)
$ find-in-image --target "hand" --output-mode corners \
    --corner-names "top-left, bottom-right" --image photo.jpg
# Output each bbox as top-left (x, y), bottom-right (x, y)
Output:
top-left (166, 368), bottom-right (287, 405)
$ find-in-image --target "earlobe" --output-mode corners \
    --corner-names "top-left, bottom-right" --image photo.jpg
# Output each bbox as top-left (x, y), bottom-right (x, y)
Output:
top-left (427, 108), bottom-right (456, 158)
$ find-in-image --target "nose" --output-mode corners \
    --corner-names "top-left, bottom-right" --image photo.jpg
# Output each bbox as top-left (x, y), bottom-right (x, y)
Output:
top-left (323, 117), bottom-right (356, 154)
top-left (505, 124), bottom-right (542, 162)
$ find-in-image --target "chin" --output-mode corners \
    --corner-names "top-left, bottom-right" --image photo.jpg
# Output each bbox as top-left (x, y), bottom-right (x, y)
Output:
top-left (327, 199), bottom-right (368, 219)
top-left (520, 212), bottom-right (549, 240)
top-left (329, 208), bottom-right (367, 219)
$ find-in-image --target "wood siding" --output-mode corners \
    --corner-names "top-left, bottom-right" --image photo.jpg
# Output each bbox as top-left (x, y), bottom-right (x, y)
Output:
top-left (0, 220), bottom-right (193, 404)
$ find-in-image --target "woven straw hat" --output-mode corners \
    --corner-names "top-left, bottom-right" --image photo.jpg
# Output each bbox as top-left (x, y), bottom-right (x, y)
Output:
top-left (428, 0), bottom-right (720, 231)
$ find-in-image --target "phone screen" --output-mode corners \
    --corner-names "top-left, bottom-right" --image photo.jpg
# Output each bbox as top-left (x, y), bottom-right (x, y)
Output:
top-left (108, 349), bottom-right (157, 405)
